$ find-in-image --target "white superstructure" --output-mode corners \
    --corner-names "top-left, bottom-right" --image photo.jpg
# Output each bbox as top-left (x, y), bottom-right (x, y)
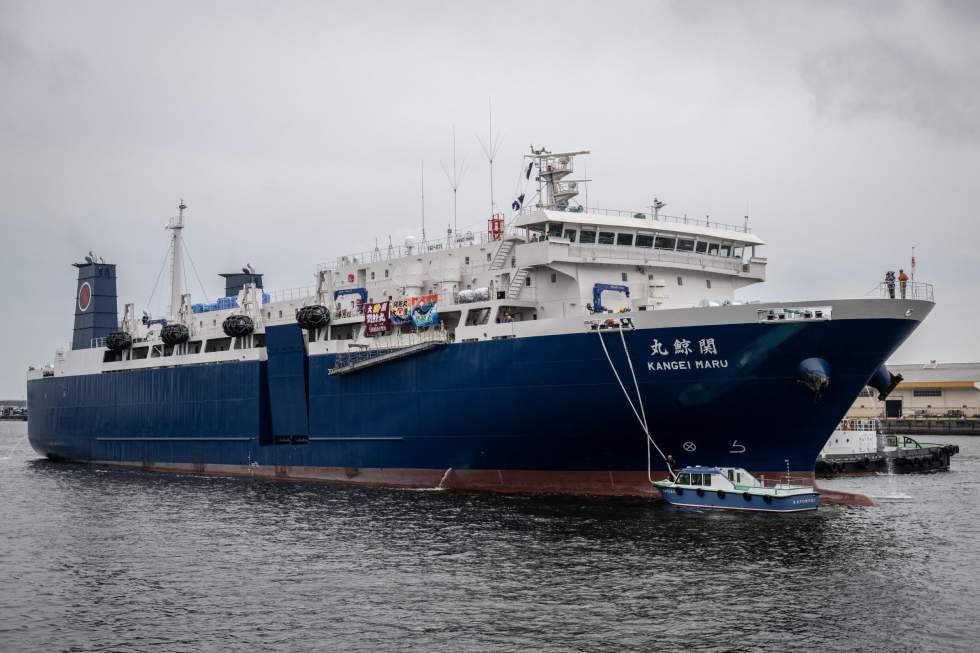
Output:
top-left (32, 147), bottom-right (776, 378)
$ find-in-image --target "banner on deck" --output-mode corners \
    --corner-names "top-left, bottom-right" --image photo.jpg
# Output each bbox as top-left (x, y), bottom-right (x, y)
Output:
top-left (411, 303), bottom-right (439, 328)
top-left (391, 293), bottom-right (438, 325)
top-left (364, 301), bottom-right (391, 335)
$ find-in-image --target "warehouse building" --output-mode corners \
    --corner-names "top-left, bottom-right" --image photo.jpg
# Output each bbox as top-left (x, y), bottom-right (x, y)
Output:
top-left (847, 362), bottom-right (980, 418)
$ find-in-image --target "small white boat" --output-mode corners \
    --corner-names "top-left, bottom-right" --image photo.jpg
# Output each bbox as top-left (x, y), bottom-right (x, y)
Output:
top-left (654, 466), bottom-right (820, 513)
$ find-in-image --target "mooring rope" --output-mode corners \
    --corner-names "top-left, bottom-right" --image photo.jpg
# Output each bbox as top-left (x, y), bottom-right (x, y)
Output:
top-left (596, 324), bottom-right (676, 483)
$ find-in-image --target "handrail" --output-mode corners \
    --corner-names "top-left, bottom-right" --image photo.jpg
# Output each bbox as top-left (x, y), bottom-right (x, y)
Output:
top-left (878, 280), bottom-right (934, 301)
top-left (317, 228), bottom-right (529, 272)
top-left (265, 286), bottom-right (315, 303)
top-left (519, 206), bottom-right (750, 233)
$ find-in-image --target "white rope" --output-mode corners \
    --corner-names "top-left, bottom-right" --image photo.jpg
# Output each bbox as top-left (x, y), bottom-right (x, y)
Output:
top-left (596, 325), bottom-right (676, 483)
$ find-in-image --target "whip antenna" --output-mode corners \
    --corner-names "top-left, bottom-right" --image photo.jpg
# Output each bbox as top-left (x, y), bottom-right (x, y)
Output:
top-left (477, 97), bottom-right (503, 217)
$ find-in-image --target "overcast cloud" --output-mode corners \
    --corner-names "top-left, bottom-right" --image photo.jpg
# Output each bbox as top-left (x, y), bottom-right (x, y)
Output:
top-left (2, 0), bottom-right (979, 398)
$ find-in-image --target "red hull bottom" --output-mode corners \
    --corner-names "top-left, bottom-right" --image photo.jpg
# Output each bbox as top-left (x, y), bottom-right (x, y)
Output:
top-left (83, 460), bottom-right (875, 506)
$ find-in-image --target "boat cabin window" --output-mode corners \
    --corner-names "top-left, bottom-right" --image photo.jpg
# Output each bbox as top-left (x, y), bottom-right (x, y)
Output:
top-left (702, 474), bottom-right (712, 486)
top-left (131, 346), bottom-right (149, 360)
top-left (616, 233), bottom-right (633, 246)
top-left (695, 241), bottom-right (708, 253)
top-left (654, 236), bottom-right (676, 250)
top-left (465, 307), bottom-right (491, 326)
top-left (564, 229), bottom-right (577, 242)
top-left (720, 244), bottom-right (731, 257)
top-left (707, 243), bottom-right (720, 256)
top-left (636, 234), bottom-right (654, 248)
top-left (580, 230), bottom-right (596, 244)
top-left (547, 223), bottom-right (563, 238)
top-left (733, 246), bottom-right (744, 260)
top-left (676, 473), bottom-right (690, 485)
top-left (598, 231), bottom-right (615, 245)
top-left (677, 238), bottom-right (695, 252)
top-left (689, 473), bottom-right (703, 485)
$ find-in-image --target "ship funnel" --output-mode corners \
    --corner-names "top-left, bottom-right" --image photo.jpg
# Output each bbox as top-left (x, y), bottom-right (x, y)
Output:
top-left (71, 259), bottom-right (118, 350)
top-left (219, 269), bottom-right (264, 298)
top-left (867, 365), bottom-right (903, 400)
top-left (796, 357), bottom-right (830, 401)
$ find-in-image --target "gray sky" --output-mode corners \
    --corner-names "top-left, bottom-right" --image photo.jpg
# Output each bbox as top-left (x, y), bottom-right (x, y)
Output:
top-left (2, 0), bottom-right (979, 398)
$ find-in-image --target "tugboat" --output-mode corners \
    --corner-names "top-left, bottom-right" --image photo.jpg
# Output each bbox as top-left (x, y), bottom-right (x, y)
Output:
top-left (654, 466), bottom-right (820, 513)
top-left (815, 418), bottom-right (959, 476)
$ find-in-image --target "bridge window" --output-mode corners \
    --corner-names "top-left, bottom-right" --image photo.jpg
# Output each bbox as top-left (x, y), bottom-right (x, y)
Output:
top-left (636, 234), bottom-right (654, 248)
top-left (677, 238), bottom-right (695, 252)
top-left (654, 236), bottom-right (676, 250)
top-left (547, 223), bottom-right (563, 238)
top-left (913, 388), bottom-right (942, 397)
top-left (580, 230), bottom-right (597, 244)
top-left (616, 233), bottom-right (633, 246)
top-left (720, 244), bottom-right (732, 257)
top-left (696, 241), bottom-right (708, 253)
top-left (707, 243), bottom-right (720, 256)
top-left (598, 231), bottom-right (615, 245)
top-left (564, 229), bottom-right (577, 242)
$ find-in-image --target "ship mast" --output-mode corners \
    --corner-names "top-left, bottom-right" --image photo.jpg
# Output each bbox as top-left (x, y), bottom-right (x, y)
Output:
top-left (166, 199), bottom-right (186, 319)
top-left (526, 148), bottom-right (590, 211)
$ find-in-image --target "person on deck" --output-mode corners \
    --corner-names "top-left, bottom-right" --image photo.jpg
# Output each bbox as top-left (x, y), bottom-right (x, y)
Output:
top-left (898, 269), bottom-right (909, 299)
top-left (885, 271), bottom-right (896, 299)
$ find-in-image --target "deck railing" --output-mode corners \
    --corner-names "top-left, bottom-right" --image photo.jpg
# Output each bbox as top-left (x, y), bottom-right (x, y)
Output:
top-left (878, 280), bottom-right (933, 301)
top-left (520, 206), bottom-right (750, 233)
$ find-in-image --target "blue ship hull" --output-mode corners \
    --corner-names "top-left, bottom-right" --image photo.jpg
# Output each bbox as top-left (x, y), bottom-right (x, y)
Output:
top-left (27, 313), bottom-right (920, 495)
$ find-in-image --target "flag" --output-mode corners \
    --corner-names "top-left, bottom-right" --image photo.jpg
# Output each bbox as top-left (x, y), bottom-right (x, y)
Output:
top-left (512, 193), bottom-right (525, 211)
top-left (525, 161), bottom-right (534, 179)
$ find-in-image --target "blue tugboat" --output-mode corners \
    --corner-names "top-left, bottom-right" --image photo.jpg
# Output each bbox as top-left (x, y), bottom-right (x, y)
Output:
top-left (654, 466), bottom-right (820, 512)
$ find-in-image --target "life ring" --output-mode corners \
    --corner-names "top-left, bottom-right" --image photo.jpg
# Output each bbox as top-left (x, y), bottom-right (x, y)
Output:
top-left (716, 490), bottom-right (726, 500)
top-left (675, 487), bottom-right (684, 496)
top-left (763, 495), bottom-right (773, 504)
top-left (696, 488), bottom-right (705, 497)
top-left (742, 492), bottom-right (752, 502)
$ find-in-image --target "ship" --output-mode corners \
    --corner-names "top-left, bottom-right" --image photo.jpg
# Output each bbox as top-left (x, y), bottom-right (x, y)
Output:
top-left (816, 418), bottom-right (959, 476)
top-left (26, 148), bottom-right (934, 496)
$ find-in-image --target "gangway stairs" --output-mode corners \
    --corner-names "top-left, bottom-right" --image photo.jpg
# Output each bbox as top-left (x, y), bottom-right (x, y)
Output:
top-left (490, 239), bottom-right (515, 270)
top-left (507, 268), bottom-right (530, 299)
top-left (329, 331), bottom-right (449, 376)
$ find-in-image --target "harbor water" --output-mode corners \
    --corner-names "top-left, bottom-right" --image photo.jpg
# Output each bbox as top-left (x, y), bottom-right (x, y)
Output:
top-left (1, 421), bottom-right (978, 652)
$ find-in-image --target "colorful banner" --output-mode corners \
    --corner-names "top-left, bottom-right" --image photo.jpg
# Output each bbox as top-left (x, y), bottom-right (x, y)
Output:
top-left (391, 293), bottom-right (438, 325)
top-left (364, 301), bottom-right (391, 336)
top-left (411, 303), bottom-right (439, 328)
